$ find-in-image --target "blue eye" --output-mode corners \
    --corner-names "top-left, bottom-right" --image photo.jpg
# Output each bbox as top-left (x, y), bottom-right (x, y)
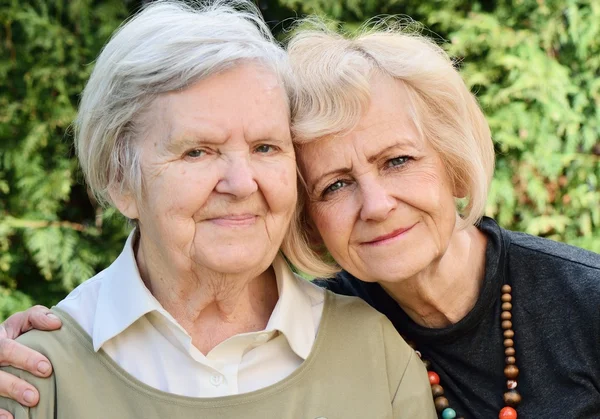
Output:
top-left (324, 180), bottom-right (347, 196)
top-left (255, 144), bottom-right (276, 153)
top-left (387, 156), bottom-right (410, 168)
top-left (186, 149), bottom-right (205, 158)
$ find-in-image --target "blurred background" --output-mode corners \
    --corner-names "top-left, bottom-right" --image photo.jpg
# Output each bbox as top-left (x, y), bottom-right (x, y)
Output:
top-left (0, 0), bottom-right (598, 320)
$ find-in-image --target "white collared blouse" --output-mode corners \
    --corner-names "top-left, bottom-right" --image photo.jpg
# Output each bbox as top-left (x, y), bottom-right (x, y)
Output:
top-left (57, 231), bottom-right (325, 397)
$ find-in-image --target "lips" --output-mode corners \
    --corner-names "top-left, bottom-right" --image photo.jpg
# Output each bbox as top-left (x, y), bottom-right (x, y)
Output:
top-left (362, 223), bottom-right (416, 245)
top-left (208, 214), bottom-right (258, 226)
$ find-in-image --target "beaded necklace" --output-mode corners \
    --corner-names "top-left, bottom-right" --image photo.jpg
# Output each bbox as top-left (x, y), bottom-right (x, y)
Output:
top-left (406, 284), bottom-right (520, 419)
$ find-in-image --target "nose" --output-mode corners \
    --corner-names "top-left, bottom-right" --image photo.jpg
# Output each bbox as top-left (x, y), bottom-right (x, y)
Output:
top-left (359, 177), bottom-right (396, 222)
top-left (215, 154), bottom-right (258, 199)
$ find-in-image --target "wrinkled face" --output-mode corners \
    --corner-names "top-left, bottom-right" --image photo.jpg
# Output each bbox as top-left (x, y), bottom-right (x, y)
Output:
top-left (118, 63), bottom-right (297, 276)
top-left (297, 75), bottom-right (458, 284)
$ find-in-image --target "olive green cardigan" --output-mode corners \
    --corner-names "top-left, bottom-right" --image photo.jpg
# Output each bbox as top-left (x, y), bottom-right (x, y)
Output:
top-left (0, 291), bottom-right (435, 418)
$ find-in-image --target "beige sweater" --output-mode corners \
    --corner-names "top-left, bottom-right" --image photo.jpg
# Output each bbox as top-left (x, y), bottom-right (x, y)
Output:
top-left (0, 291), bottom-right (435, 418)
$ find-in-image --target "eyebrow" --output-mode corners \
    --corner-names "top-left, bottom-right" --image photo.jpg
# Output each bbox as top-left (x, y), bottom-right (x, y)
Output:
top-left (369, 137), bottom-right (420, 160)
top-left (164, 133), bottom-right (227, 153)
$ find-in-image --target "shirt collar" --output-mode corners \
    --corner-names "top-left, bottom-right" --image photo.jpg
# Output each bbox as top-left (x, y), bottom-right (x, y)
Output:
top-left (92, 231), bottom-right (317, 360)
top-left (264, 253), bottom-right (317, 360)
top-left (92, 230), bottom-right (179, 351)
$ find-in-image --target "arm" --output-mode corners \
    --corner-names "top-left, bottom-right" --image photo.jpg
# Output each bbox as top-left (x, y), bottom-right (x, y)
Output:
top-left (0, 307), bottom-right (62, 419)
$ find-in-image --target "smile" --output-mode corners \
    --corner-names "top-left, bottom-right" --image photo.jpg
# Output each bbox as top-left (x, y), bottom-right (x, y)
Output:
top-left (361, 223), bottom-right (416, 246)
top-left (208, 214), bottom-right (258, 227)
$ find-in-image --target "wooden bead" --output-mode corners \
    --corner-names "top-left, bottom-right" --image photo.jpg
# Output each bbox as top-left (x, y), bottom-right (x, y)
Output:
top-left (504, 329), bottom-right (514, 338)
top-left (505, 347), bottom-right (516, 356)
top-left (507, 380), bottom-right (517, 389)
top-left (501, 293), bottom-right (512, 302)
top-left (428, 371), bottom-right (440, 385)
top-left (502, 285), bottom-right (512, 293)
top-left (499, 406), bottom-right (517, 419)
top-left (501, 320), bottom-right (512, 330)
top-left (431, 384), bottom-right (444, 398)
top-left (503, 339), bottom-right (514, 347)
top-left (434, 396), bottom-right (449, 412)
top-left (503, 390), bottom-right (522, 406)
top-left (501, 311), bottom-right (512, 320)
top-left (502, 302), bottom-right (512, 311)
top-left (505, 356), bottom-right (516, 365)
top-left (504, 365), bottom-right (519, 379)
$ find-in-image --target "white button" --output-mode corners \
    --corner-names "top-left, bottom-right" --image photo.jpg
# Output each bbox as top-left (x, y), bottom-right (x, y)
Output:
top-left (255, 333), bottom-right (270, 343)
top-left (209, 374), bottom-right (223, 387)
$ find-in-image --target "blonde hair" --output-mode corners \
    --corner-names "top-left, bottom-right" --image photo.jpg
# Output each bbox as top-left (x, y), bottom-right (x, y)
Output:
top-left (284, 19), bottom-right (495, 278)
top-left (75, 0), bottom-right (289, 207)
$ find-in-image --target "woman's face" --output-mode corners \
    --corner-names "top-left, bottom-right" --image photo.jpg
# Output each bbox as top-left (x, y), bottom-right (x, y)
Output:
top-left (297, 75), bottom-right (458, 284)
top-left (119, 63), bottom-right (297, 276)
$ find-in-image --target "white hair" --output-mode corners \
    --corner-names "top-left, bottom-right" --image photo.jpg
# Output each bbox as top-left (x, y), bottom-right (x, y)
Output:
top-left (75, 0), bottom-right (289, 207)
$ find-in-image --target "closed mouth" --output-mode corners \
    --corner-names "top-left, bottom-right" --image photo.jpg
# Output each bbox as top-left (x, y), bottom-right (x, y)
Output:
top-left (208, 214), bottom-right (258, 226)
top-left (362, 223), bottom-right (416, 245)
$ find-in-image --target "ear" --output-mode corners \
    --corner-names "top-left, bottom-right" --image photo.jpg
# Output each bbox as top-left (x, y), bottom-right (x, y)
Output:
top-left (108, 185), bottom-right (139, 220)
top-left (453, 178), bottom-right (468, 199)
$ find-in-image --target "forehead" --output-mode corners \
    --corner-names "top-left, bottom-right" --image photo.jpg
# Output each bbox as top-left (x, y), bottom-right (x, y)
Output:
top-left (297, 75), bottom-right (423, 171)
top-left (151, 63), bottom-right (291, 142)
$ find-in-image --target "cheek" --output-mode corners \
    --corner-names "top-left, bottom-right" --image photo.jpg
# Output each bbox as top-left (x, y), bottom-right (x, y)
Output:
top-left (150, 167), bottom-right (218, 216)
top-left (309, 202), bottom-right (347, 247)
top-left (260, 161), bottom-right (298, 214)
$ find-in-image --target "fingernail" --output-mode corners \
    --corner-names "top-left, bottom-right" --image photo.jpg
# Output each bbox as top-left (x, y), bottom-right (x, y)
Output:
top-left (37, 360), bottom-right (50, 374)
top-left (46, 313), bottom-right (59, 321)
top-left (23, 389), bottom-right (35, 404)
top-left (0, 414), bottom-right (8, 419)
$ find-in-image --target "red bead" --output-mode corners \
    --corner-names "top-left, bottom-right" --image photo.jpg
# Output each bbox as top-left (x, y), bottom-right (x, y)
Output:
top-left (499, 406), bottom-right (517, 419)
top-left (428, 371), bottom-right (440, 385)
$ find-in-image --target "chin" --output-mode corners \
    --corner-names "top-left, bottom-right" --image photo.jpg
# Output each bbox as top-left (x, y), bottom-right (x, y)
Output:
top-left (200, 248), bottom-right (273, 274)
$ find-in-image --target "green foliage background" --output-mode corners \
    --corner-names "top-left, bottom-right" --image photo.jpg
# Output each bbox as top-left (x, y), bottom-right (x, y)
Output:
top-left (1, 0), bottom-right (598, 320)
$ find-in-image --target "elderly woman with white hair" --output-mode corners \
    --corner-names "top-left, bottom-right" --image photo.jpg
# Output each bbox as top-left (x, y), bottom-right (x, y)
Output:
top-left (0, 2), bottom-right (436, 418)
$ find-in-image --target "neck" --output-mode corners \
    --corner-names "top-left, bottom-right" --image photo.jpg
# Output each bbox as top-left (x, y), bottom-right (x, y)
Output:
top-left (135, 236), bottom-right (279, 354)
top-left (381, 225), bottom-right (487, 328)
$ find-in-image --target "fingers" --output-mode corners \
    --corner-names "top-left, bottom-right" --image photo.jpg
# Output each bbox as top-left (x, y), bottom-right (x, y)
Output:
top-left (0, 306), bottom-right (60, 340)
top-left (0, 369), bottom-right (39, 407)
top-left (0, 339), bottom-right (52, 378)
top-left (0, 409), bottom-right (15, 419)
top-left (26, 307), bottom-right (62, 332)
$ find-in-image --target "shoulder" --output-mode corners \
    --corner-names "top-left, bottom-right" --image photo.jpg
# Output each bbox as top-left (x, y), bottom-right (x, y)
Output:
top-left (506, 228), bottom-right (600, 272)
top-left (325, 290), bottom-right (413, 359)
top-left (16, 310), bottom-right (92, 361)
top-left (503, 228), bottom-right (600, 293)
top-left (325, 290), bottom-right (385, 320)
top-left (498, 226), bottom-right (600, 315)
